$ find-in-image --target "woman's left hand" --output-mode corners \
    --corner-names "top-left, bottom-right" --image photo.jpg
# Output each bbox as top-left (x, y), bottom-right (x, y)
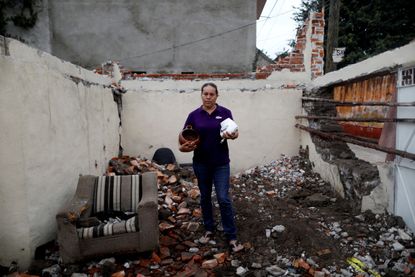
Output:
top-left (223, 130), bottom-right (239, 140)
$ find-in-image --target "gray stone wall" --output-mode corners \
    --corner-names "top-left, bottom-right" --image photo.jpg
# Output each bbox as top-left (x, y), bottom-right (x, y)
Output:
top-left (7, 0), bottom-right (257, 73)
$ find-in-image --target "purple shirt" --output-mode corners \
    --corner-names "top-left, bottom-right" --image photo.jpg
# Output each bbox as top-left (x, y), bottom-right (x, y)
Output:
top-left (184, 104), bottom-right (233, 166)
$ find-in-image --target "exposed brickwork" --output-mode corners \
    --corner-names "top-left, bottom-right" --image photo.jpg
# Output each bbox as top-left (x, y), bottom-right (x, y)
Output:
top-left (310, 12), bottom-right (325, 79)
top-left (257, 11), bottom-right (325, 79)
top-left (95, 65), bottom-right (259, 80)
top-left (123, 72), bottom-right (254, 80)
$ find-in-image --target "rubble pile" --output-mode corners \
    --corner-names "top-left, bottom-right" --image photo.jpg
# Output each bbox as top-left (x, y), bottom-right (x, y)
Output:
top-left (5, 154), bottom-right (415, 277)
top-left (230, 154), bottom-right (415, 276)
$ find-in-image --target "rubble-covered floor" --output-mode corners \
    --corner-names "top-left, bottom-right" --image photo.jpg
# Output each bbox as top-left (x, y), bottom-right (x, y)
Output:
top-left (5, 152), bottom-right (415, 277)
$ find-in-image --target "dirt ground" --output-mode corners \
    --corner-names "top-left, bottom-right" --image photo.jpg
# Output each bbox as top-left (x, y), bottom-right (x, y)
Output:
top-left (185, 153), bottom-right (414, 276)
top-left (233, 155), bottom-right (353, 266)
top-left (228, 155), bottom-right (357, 273)
top-left (7, 153), bottom-right (414, 277)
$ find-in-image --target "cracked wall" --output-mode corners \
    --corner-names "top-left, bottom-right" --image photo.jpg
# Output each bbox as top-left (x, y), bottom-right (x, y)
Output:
top-left (0, 37), bottom-right (120, 269)
top-left (298, 41), bottom-right (415, 215)
top-left (300, 88), bottom-right (385, 213)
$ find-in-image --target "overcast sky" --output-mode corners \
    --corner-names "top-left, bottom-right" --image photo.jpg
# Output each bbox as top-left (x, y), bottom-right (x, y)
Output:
top-left (256, 0), bottom-right (303, 60)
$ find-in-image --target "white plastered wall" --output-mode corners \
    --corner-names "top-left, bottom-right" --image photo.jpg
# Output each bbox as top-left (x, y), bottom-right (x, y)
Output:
top-left (0, 37), bottom-right (119, 268)
top-left (121, 78), bottom-right (304, 173)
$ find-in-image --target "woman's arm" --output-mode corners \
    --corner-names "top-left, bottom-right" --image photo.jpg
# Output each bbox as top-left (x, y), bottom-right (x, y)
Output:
top-left (178, 140), bottom-right (197, 152)
top-left (222, 130), bottom-right (239, 140)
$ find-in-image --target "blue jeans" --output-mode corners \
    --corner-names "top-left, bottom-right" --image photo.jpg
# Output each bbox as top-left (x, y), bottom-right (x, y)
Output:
top-left (193, 162), bottom-right (237, 241)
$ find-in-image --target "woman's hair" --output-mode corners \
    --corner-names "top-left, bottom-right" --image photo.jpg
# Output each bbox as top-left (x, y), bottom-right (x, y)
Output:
top-left (201, 82), bottom-right (218, 95)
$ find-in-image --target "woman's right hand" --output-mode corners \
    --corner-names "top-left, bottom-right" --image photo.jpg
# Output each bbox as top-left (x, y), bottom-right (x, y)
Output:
top-left (179, 141), bottom-right (197, 152)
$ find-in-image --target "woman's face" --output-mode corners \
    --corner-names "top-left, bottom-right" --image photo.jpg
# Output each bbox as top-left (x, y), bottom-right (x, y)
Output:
top-left (201, 85), bottom-right (218, 110)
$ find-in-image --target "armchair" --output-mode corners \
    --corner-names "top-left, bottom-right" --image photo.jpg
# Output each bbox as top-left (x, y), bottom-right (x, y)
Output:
top-left (56, 172), bottom-right (158, 263)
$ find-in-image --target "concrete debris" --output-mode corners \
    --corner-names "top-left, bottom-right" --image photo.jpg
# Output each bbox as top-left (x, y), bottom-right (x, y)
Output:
top-left (392, 241), bottom-right (405, 251)
top-left (272, 225), bottom-right (286, 233)
top-left (265, 265), bottom-right (285, 276)
top-left (7, 154), bottom-right (415, 277)
top-left (235, 266), bottom-right (248, 275)
top-left (41, 264), bottom-right (61, 277)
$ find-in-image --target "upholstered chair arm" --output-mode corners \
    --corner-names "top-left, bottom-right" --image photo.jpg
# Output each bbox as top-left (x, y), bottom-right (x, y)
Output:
top-left (136, 172), bottom-right (159, 250)
top-left (138, 172), bottom-right (158, 208)
top-left (56, 214), bottom-right (81, 263)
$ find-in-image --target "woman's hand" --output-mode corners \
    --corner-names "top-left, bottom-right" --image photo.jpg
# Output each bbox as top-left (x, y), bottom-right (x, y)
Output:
top-left (223, 130), bottom-right (239, 140)
top-left (179, 141), bottom-right (197, 152)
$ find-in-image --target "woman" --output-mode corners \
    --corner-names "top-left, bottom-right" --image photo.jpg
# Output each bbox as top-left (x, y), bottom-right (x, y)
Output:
top-left (179, 83), bottom-right (243, 253)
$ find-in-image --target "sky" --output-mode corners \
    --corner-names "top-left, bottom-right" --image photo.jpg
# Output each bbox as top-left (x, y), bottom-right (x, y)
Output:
top-left (256, 0), bottom-right (303, 60)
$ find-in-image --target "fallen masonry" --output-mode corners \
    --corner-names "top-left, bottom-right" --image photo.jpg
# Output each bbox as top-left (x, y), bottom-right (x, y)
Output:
top-left (2, 153), bottom-right (415, 277)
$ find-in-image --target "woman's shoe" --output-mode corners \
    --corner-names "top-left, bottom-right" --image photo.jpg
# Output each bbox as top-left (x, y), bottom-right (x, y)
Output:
top-left (199, 231), bottom-right (214, 244)
top-left (229, 240), bottom-right (244, 253)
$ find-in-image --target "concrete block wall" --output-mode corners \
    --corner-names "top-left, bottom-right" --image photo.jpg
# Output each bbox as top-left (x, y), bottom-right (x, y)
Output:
top-left (6, 0), bottom-right (257, 73)
top-left (0, 37), bottom-right (120, 269)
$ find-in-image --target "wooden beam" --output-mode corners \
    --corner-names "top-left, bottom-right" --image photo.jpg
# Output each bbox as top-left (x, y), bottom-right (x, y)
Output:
top-left (295, 124), bottom-right (415, 161)
top-left (302, 97), bottom-right (415, 107)
top-left (295, 115), bottom-right (415, 123)
top-left (338, 132), bottom-right (378, 144)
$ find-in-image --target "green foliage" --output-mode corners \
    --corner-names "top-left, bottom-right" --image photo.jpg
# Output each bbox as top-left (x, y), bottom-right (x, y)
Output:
top-left (293, 0), bottom-right (323, 27)
top-left (288, 39), bottom-right (296, 49)
top-left (293, 0), bottom-right (415, 68)
top-left (275, 49), bottom-right (289, 61)
top-left (0, 0), bottom-right (38, 35)
top-left (337, 0), bottom-right (415, 68)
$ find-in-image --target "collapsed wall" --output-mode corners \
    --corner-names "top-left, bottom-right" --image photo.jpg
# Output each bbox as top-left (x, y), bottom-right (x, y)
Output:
top-left (257, 11), bottom-right (325, 80)
top-left (301, 87), bottom-right (382, 212)
top-left (300, 41), bottom-right (415, 216)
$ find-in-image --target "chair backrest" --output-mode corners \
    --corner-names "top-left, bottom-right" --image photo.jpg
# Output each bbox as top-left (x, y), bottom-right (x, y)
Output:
top-left (93, 175), bottom-right (142, 214)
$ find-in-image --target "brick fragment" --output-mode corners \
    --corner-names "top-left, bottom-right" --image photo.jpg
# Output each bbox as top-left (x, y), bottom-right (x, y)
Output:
top-left (201, 259), bottom-right (218, 269)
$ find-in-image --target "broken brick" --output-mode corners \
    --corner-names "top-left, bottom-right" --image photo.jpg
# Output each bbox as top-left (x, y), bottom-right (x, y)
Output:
top-left (181, 252), bottom-right (194, 262)
top-left (214, 253), bottom-right (226, 264)
top-left (201, 259), bottom-right (218, 269)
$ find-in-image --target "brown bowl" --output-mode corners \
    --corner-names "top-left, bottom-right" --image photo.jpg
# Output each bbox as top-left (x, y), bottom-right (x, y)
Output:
top-left (179, 126), bottom-right (200, 146)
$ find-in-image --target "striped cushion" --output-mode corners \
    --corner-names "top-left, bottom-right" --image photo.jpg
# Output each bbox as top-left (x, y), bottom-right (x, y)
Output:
top-left (77, 215), bottom-right (139, 239)
top-left (93, 175), bottom-right (142, 214)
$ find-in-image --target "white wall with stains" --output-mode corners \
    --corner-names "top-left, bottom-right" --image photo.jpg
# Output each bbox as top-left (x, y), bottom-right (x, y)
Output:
top-left (0, 37), bottom-right (120, 268)
top-left (121, 79), bottom-right (303, 173)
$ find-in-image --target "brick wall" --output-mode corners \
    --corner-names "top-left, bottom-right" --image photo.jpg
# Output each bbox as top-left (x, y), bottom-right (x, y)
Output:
top-left (310, 12), bottom-right (325, 79)
top-left (257, 11), bottom-right (325, 79)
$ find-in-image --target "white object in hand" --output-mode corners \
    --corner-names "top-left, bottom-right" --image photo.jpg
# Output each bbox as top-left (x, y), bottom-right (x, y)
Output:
top-left (220, 118), bottom-right (238, 143)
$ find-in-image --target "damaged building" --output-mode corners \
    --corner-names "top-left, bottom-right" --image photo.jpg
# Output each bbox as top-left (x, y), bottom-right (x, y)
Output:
top-left (1, 2), bottom-right (415, 275)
